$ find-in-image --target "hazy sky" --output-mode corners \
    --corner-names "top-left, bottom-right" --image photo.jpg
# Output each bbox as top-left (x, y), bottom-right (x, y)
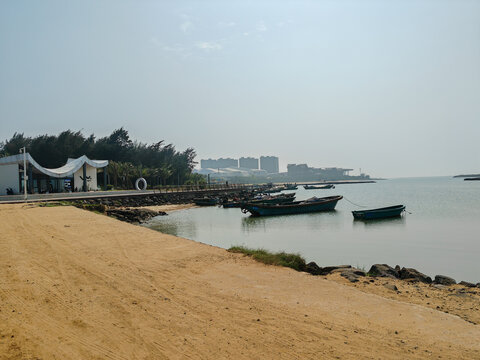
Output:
top-left (1, 0), bottom-right (479, 177)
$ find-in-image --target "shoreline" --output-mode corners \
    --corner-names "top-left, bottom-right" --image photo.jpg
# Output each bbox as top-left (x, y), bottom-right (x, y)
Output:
top-left (1, 203), bottom-right (479, 359)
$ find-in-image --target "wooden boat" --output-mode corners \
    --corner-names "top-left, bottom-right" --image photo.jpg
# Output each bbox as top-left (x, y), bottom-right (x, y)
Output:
top-left (352, 205), bottom-right (405, 220)
top-left (304, 184), bottom-right (335, 190)
top-left (223, 193), bottom-right (295, 208)
top-left (241, 195), bottom-right (342, 217)
top-left (194, 198), bottom-right (218, 206)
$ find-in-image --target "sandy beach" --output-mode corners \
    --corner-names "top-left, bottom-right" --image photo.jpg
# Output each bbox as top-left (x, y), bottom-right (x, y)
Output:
top-left (1, 204), bottom-right (479, 359)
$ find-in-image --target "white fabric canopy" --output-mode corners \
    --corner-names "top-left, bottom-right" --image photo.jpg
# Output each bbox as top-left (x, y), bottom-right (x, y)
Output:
top-left (0, 153), bottom-right (108, 178)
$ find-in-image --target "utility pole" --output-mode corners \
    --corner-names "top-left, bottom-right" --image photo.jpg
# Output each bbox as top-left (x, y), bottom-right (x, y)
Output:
top-left (19, 147), bottom-right (27, 200)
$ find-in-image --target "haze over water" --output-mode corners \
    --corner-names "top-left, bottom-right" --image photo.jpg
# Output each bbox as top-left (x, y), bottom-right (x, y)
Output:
top-left (145, 177), bottom-right (480, 283)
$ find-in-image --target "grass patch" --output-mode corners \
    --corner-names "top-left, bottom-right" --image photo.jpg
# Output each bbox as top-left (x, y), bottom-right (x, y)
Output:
top-left (228, 246), bottom-right (306, 272)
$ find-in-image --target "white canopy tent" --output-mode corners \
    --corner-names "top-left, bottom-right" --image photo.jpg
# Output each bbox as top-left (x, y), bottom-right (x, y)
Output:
top-left (0, 153), bottom-right (108, 195)
top-left (0, 153), bottom-right (108, 178)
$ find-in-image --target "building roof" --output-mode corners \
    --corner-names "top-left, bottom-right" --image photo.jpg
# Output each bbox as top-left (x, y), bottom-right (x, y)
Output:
top-left (0, 153), bottom-right (108, 178)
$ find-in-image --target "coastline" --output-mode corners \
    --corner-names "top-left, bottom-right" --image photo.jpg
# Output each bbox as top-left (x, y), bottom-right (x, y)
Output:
top-left (1, 203), bottom-right (479, 359)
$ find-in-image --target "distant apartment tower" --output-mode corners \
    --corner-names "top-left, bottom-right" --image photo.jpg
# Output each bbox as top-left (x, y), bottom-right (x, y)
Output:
top-left (239, 157), bottom-right (259, 169)
top-left (217, 158), bottom-right (238, 168)
top-left (200, 159), bottom-right (218, 169)
top-left (200, 158), bottom-right (238, 169)
top-left (260, 156), bottom-right (279, 174)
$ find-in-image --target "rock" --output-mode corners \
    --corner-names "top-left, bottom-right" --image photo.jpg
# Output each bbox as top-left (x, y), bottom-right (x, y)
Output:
top-left (432, 284), bottom-right (446, 290)
top-left (368, 264), bottom-right (399, 279)
top-left (340, 272), bottom-right (359, 283)
top-left (305, 262), bottom-right (322, 276)
top-left (306, 263), bottom-right (352, 276)
top-left (433, 275), bottom-right (456, 286)
top-left (338, 268), bottom-right (365, 283)
top-left (477, 283), bottom-right (480, 288)
top-left (383, 283), bottom-right (398, 291)
top-left (398, 267), bottom-right (432, 284)
top-left (318, 265), bottom-right (351, 275)
top-left (459, 281), bottom-right (476, 288)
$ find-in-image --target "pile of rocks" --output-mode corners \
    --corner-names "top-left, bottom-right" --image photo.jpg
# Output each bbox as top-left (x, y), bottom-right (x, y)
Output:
top-left (105, 208), bottom-right (167, 224)
top-left (305, 262), bottom-right (480, 287)
top-left (305, 263), bottom-right (366, 282)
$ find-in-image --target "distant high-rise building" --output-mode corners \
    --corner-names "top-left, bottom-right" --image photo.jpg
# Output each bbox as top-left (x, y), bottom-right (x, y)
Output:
top-left (217, 158), bottom-right (238, 168)
top-left (239, 157), bottom-right (259, 169)
top-left (260, 156), bottom-right (279, 173)
top-left (200, 159), bottom-right (218, 169)
top-left (201, 158), bottom-right (238, 169)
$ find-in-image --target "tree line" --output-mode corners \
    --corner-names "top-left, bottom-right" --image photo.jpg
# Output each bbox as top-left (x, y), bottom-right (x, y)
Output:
top-left (0, 128), bottom-right (205, 188)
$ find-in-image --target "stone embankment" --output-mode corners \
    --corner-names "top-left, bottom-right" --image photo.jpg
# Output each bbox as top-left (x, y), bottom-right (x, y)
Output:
top-left (73, 189), bottom-right (251, 208)
top-left (71, 188), bottom-right (252, 223)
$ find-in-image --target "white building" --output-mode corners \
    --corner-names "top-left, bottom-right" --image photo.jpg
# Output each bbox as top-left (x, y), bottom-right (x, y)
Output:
top-left (0, 153), bottom-right (108, 195)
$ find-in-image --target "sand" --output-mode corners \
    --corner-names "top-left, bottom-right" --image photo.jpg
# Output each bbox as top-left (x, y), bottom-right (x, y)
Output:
top-left (0, 203), bottom-right (479, 359)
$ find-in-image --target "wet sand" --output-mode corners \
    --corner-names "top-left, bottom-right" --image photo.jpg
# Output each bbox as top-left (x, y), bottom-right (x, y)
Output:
top-left (1, 204), bottom-right (479, 359)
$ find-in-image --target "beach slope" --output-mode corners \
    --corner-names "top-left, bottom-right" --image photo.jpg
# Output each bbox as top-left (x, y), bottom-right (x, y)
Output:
top-left (0, 204), bottom-right (479, 359)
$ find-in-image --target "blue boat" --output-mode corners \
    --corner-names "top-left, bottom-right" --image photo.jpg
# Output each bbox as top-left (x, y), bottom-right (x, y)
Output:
top-left (352, 205), bottom-right (405, 220)
top-left (241, 196), bottom-right (343, 217)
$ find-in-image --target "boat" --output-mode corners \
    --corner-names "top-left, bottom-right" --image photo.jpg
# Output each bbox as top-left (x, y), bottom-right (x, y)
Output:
top-left (283, 184), bottom-right (298, 190)
top-left (241, 195), bottom-right (343, 217)
top-left (352, 205), bottom-right (405, 220)
top-left (304, 184), bottom-right (335, 190)
top-left (194, 198), bottom-right (218, 206)
top-left (262, 187), bottom-right (283, 194)
top-left (223, 193), bottom-right (295, 208)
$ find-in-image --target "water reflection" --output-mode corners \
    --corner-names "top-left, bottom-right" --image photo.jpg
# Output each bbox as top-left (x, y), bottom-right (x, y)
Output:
top-left (144, 214), bottom-right (197, 238)
top-left (352, 216), bottom-right (406, 229)
top-left (241, 210), bottom-right (343, 232)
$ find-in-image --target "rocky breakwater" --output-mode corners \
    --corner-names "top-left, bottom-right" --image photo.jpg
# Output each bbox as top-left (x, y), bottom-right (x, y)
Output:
top-left (105, 208), bottom-right (166, 224)
top-left (73, 202), bottom-right (166, 225)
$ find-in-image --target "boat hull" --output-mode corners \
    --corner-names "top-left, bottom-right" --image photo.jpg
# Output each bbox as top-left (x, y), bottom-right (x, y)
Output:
top-left (352, 205), bottom-right (405, 220)
top-left (304, 184), bottom-right (334, 190)
top-left (241, 196), bottom-right (342, 217)
top-left (223, 196), bottom-right (295, 208)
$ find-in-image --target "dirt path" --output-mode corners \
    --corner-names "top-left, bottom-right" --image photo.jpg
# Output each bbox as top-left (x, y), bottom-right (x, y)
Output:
top-left (0, 204), bottom-right (479, 359)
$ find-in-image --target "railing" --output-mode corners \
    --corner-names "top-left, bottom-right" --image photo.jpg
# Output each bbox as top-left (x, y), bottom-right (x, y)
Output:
top-left (150, 183), bottom-right (254, 193)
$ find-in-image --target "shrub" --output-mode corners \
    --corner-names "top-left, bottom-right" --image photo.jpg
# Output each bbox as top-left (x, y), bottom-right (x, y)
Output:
top-left (228, 246), bottom-right (306, 272)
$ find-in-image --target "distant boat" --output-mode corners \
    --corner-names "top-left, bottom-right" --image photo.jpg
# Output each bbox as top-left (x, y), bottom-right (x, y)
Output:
top-left (464, 177), bottom-right (480, 181)
top-left (241, 195), bottom-right (343, 217)
top-left (352, 205), bottom-right (405, 220)
top-left (304, 184), bottom-right (335, 190)
top-left (283, 184), bottom-right (298, 190)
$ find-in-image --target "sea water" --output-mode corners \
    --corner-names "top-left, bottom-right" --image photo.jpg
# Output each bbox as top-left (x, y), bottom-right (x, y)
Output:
top-left (144, 177), bottom-right (480, 283)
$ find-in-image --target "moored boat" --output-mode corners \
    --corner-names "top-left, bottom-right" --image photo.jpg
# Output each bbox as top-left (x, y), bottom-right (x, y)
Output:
top-left (352, 205), bottom-right (405, 220)
top-left (241, 195), bottom-right (343, 217)
top-left (223, 193), bottom-right (295, 208)
top-left (304, 184), bottom-right (335, 190)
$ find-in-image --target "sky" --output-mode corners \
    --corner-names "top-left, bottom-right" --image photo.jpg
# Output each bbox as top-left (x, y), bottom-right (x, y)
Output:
top-left (0, 0), bottom-right (479, 178)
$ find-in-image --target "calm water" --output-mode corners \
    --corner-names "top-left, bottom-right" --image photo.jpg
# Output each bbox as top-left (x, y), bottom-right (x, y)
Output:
top-left (144, 177), bottom-right (480, 283)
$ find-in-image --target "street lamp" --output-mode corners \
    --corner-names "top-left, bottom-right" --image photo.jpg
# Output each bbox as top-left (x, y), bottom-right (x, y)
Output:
top-left (19, 147), bottom-right (27, 200)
